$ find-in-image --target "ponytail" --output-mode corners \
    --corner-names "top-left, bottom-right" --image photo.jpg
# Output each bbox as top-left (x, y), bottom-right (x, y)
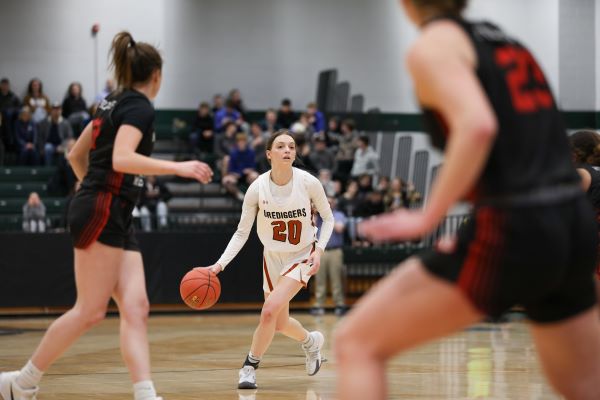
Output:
top-left (110, 31), bottom-right (162, 90)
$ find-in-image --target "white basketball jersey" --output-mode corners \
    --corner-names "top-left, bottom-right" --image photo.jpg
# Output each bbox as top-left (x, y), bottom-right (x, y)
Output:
top-left (257, 168), bottom-right (317, 252)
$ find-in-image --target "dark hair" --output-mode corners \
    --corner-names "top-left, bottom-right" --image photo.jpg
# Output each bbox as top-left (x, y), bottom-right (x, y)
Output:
top-left (0, 78), bottom-right (9, 84)
top-left (281, 98), bottom-right (291, 106)
top-left (27, 78), bottom-right (43, 96)
top-left (110, 31), bottom-right (162, 90)
top-left (341, 118), bottom-right (355, 131)
top-left (266, 129), bottom-right (295, 151)
top-left (570, 130), bottom-right (600, 166)
top-left (199, 101), bottom-right (210, 109)
top-left (359, 135), bottom-right (370, 146)
top-left (411, 0), bottom-right (468, 15)
top-left (66, 82), bottom-right (82, 98)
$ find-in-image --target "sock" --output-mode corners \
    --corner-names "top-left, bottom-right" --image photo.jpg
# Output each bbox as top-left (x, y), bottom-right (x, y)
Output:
top-left (243, 352), bottom-right (261, 369)
top-left (133, 380), bottom-right (157, 400)
top-left (302, 332), bottom-right (314, 348)
top-left (15, 360), bottom-right (43, 389)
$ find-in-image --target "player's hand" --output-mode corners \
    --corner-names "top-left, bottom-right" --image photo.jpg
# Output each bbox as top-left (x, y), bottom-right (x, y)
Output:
top-left (307, 249), bottom-right (322, 276)
top-left (175, 160), bottom-right (213, 184)
top-left (194, 263), bottom-right (222, 275)
top-left (358, 209), bottom-right (435, 242)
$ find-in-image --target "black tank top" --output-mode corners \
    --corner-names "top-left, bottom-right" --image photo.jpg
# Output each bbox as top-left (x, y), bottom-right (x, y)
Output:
top-left (577, 164), bottom-right (600, 209)
top-left (421, 17), bottom-right (578, 203)
top-left (81, 89), bottom-right (155, 203)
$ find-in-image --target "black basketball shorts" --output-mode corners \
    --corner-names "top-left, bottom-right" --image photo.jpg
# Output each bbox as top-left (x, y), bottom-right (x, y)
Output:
top-left (68, 189), bottom-right (140, 251)
top-left (419, 195), bottom-right (598, 323)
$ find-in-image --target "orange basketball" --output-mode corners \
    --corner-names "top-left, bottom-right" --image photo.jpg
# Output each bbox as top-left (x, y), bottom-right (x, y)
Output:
top-left (180, 268), bottom-right (221, 310)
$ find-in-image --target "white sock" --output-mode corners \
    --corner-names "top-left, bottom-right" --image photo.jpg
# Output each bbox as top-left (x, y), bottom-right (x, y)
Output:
top-left (133, 380), bottom-right (157, 400)
top-left (302, 332), bottom-right (314, 347)
top-left (15, 360), bottom-right (43, 389)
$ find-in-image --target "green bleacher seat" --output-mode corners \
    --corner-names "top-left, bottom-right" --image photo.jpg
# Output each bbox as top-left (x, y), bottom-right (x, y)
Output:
top-left (0, 166), bottom-right (56, 183)
top-left (0, 182), bottom-right (48, 197)
top-left (0, 198), bottom-right (66, 214)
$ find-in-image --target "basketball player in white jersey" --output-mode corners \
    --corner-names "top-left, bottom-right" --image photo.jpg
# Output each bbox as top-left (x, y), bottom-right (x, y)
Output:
top-left (200, 130), bottom-right (334, 389)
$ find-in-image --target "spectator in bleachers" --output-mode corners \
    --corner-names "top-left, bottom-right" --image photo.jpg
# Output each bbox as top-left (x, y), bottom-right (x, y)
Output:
top-left (309, 135), bottom-right (336, 172)
top-left (377, 175), bottom-right (390, 193)
top-left (383, 177), bottom-right (421, 211)
top-left (318, 169), bottom-right (337, 197)
top-left (294, 134), bottom-right (318, 175)
top-left (357, 174), bottom-right (374, 196)
top-left (15, 106), bottom-right (40, 165)
top-left (260, 108), bottom-right (280, 135)
top-left (47, 138), bottom-right (77, 197)
top-left (214, 99), bottom-right (243, 133)
top-left (215, 121), bottom-right (239, 159)
top-left (311, 195), bottom-right (348, 316)
top-left (276, 98), bottom-right (296, 129)
top-left (22, 191), bottom-right (46, 233)
top-left (306, 102), bottom-right (325, 134)
top-left (324, 116), bottom-right (341, 149)
top-left (211, 93), bottom-right (224, 114)
top-left (137, 175), bottom-right (172, 231)
top-left (62, 82), bottom-right (90, 136)
top-left (337, 179), bottom-right (360, 218)
top-left (0, 78), bottom-right (21, 161)
top-left (356, 190), bottom-right (385, 218)
top-left (94, 79), bottom-right (115, 104)
top-left (290, 112), bottom-right (315, 140)
top-left (37, 102), bottom-right (74, 166)
top-left (350, 135), bottom-right (379, 178)
top-left (250, 122), bottom-right (270, 173)
top-left (227, 88), bottom-right (246, 118)
top-left (23, 78), bottom-right (51, 124)
top-left (334, 118), bottom-right (358, 183)
top-left (222, 133), bottom-right (258, 201)
top-left (189, 102), bottom-right (215, 154)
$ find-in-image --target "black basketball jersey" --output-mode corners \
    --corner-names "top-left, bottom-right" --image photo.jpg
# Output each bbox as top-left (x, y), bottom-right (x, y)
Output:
top-left (80, 89), bottom-right (155, 203)
top-left (577, 164), bottom-right (600, 209)
top-left (422, 17), bottom-right (578, 202)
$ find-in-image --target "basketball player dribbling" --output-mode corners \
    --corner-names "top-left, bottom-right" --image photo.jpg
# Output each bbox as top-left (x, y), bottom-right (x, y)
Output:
top-left (0, 32), bottom-right (212, 400)
top-left (335, 1), bottom-right (600, 399)
top-left (200, 129), bottom-right (334, 389)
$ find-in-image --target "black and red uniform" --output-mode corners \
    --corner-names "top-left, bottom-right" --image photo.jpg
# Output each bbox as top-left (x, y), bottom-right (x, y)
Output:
top-left (419, 17), bottom-right (597, 322)
top-left (68, 89), bottom-right (155, 251)
top-left (577, 163), bottom-right (600, 277)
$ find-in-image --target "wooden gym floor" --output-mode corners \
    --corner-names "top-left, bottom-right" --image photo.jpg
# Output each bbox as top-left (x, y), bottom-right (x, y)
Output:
top-left (0, 312), bottom-right (560, 399)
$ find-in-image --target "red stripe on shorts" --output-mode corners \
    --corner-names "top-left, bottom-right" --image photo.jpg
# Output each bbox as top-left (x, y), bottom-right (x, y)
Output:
top-left (77, 192), bottom-right (113, 249)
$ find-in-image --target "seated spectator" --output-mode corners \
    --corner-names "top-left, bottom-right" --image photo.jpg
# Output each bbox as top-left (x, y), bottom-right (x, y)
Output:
top-left (215, 122), bottom-right (239, 176)
top-left (377, 175), bottom-right (390, 193)
top-left (94, 79), bottom-right (115, 104)
top-left (290, 112), bottom-right (315, 141)
top-left (37, 103), bottom-right (74, 166)
top-left (318, 169), bottom-right (337, 197)
top-left (337, 179), bottom-right (361, 217)
top-left (22, 192), bottom-right (46, 233)
top-left (355, 190), bottom-right (385, 218)
top-left (214, 99), bottom-right (243, 133)
top-left (23, 78), bottom-right (51, 124)
top-left (15, 106), bottom-right (40, 165)
top-left (227, 88), bottom-right (246, 118)
top-left (277, 98), bottom-right (297, 129)
top-left (222, 133), bottom-right (258, 201)
top-left (137, 175), bottom-right (172, 231)
top-left (384, 177), bottom-right (422, 211)
top-left (306, 102), bottom-right (325, 134)
top-left (211, 93), bottom-right (224, 114)
top-left (294, 134), bottom-right (318, 175)
top-left (357, 174), bottom-right (374, 196)
top-left (62, 82), bottom-right (90, 136)
top-left (260, 108), bottom-right (280, 135)
top-left (309, 135), bottom-right (336, 172)
top-left (189, 102), bottom-right (214, 154)
top-left (47, 138), bottom-right (77, 196)
top-left (249, 122), bottom-right (269, 173)
top-left (0, 78), bottom-right (21, 158)
top-left (323, 116), bottom-right (341, 149)
top-left (351, 135), bottom-right (379, 178)
top-left (334, 118), bottom-right (358, 182)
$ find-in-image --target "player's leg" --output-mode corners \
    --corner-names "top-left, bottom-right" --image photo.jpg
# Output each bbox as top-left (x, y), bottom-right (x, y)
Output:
top-left (111, 250), bottom-right (154, 387)
top-left (335, 258), bottom-right (482, 400)
top-left (0, 242), bottom-right (122, 398)
top-left (529, 309), bottom-right (600, 400)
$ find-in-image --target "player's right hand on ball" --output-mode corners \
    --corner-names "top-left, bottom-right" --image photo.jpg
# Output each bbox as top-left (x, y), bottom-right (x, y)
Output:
top-left (194, 263), bottom-right (222, 275)
top-left (176, 160), bottom-right (213, 184)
